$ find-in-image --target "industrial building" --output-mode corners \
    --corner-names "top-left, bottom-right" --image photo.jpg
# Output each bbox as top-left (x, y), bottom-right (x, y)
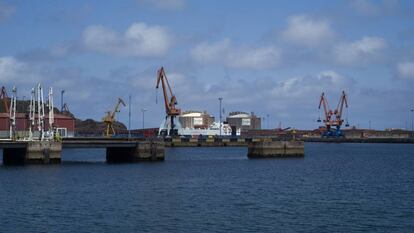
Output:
top-left (226, 112), bottom-right (261, 131)
top-left (0, 112), bottom-right (75, 138)
top-left (179, 110), bottom-right (215, 129)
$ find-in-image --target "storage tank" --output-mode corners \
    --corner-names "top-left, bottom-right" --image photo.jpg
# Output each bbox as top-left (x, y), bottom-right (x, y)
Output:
top-left (179, 111), bottom-right (215, 129)
top-left (226, 111), bottom-right (261, 132)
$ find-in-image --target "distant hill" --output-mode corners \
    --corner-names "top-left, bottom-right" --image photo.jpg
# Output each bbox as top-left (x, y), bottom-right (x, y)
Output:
top-left (75, 118), bottom-right (127, 134)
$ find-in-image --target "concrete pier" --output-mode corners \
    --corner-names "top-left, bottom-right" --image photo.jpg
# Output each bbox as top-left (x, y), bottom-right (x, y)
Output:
top-left (106, 141), bottom-right (164, 163)
top-left (26, 141), bottom-right (62, 164)
top-left (248, 140), bottom-right (304, 158)
top-left (3, 141), bottom-right (62, 165)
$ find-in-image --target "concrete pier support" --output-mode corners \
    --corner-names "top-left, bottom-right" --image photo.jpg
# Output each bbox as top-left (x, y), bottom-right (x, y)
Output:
top-left (248, 140), bottom-right (304, 158)
top-left (133, 141), bottom-right (164, 161)
top-left (25, 141), bottom-right (62, 164)
top-left (3, 141), bottom-right (62, 165)
top-left (106, 141), bottom-right (164, 163)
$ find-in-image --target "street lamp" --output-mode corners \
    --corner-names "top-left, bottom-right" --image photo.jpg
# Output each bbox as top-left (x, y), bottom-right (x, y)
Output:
top-left (411, 109), bottom-right (414, 137)
top-left (141, 108), bottom-right (147, 131)
top-left (219, 97), bottom-right (223, 136)
top-left (61, 90), bottom-right (65, 112)
top-left (128, 95), bottom-right (131, 139)
top-left (267, 114), bottom-right (270, 129)
top-left (262, 116), bottom-right (265, 129)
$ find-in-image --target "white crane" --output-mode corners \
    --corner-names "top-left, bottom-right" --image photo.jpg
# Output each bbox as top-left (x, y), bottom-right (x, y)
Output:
top-left (48, 87), bottom-right (54, 140)
top-left (37, 83), bottom-right (45, 141)
top-left (28, 88), bottom-right (35, 141)
top-left (9, 86), bottom-right (17, 140)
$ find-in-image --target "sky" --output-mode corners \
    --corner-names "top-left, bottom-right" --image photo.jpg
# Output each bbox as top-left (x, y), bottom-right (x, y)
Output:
top-left (1, 0), bottom-right (414, 130)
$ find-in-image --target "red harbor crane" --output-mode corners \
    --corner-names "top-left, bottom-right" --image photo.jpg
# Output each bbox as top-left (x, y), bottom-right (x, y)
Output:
top-left (317, 90), bottom-right (349, 137)
top-left (156, 66), bottom-right (181, 136)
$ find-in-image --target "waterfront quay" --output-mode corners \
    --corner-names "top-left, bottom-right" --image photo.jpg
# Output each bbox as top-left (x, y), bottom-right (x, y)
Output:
top-left (3, 135), bottom-right (414, 165)
top-left (0, 137), bottom-right (305, 165)
top-left (304, 137), bottom-right (414, 144)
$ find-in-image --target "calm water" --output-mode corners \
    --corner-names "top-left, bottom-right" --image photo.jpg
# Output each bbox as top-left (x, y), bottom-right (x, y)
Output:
top-left (0, 143), bottom-right (413, 232)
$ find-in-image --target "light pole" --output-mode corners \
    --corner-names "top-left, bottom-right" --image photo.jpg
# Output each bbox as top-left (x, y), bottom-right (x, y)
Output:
top-left (267, 114), bottom-right (270, 129)
top-left (219, 97), bottom-right (223, 136)
top-left (411, 109), bottom-right (414, 137)
top-left (262, 116), bottom-right (265, 130)
top-left (61, 90), bottom-right (65, 112)
top-left (141, 109), bottom-right (147, 131)
top-left (128, 95), bottom-right (131, 139)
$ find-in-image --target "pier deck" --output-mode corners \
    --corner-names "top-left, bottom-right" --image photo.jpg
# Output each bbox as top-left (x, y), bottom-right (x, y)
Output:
top-left (0, 137), bottom-right (305, 164)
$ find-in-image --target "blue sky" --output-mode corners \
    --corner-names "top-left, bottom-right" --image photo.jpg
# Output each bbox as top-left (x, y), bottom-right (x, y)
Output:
top-left (1, 0), bottom-right (414, 130)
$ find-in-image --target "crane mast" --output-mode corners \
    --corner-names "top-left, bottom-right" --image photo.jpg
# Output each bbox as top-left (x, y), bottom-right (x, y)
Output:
top-left (48, 87), bottom-right (55, 140)
top-left (28, 88), bottom-right (35, 141)
top-left (37, 83), bottom-right (45, 141)
top-left (103, 98), bottom-right (126, 137)
top-left (9, 86), bottom-right (17, 140)
top-left (156, 67), bottom-right (181, 136)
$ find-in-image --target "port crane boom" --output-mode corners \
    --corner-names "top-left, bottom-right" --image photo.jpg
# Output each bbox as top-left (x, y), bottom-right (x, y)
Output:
top-left (156, 67), bottom-right (181, 116)
top-left (318, 92), bottom-right (333, 128)
top-left (335, 91), bottom-right (348, 126)
top-left (103, 98), bottom-right (126, 137)
top-left (0, 86), bottom-right (9, 113)
top-left (156, 66), bottom-right (181, 136)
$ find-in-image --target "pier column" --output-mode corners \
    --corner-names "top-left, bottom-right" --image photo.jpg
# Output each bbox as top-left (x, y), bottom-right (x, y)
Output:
top-left (106, 141), bottom-right (164, 163)
top-left (25, 141), bottom-right (62, 164)
top-left (248, 140), bottom-right (304, 158)
top-left (133, 141), bottom-right (164, 161)
top-left (3, 141), bottom-right (62, 165)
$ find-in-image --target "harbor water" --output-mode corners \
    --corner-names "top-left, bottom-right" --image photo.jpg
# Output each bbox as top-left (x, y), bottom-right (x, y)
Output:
top-left (0, 143), bottom-right (413, 232)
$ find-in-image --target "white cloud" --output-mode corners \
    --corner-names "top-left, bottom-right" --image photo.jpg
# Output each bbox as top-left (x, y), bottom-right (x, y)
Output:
top-left (196, 70), bottom-right (356, 129)
top-left (191, 39), bottom-right (230, 64)
top-left (333, 36), bottom-right (387, 65)
top-left (351, 0), bottom-right (379, 15)
top-left (82, 22), bottom-right (172, 57)
top-left (191, 39), bottom-right (281, 69)
top-left (281, 15), bottom-right (334, 48)
top-left (351, 0), bottom-right (399, 16)
top-left (397, 62), bottom-right (414, 79)
top-left (137, 0), bottom-right (185, 10)
top-left (0, 56), bottom-right (26, 82)
top-left (0, 1), bottom-right (15, 21)
top-left (270, 71), bottom-right (355, 98)
top-left (227, 47), bottom-right (281, 69)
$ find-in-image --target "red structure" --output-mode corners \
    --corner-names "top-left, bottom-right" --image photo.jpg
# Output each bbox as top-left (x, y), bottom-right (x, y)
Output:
top-left (0, 113), bottom-right (75, 138)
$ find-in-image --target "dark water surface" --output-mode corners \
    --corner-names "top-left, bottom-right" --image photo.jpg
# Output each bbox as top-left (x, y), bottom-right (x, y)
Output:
top-left (0, 143), bottom-right (413, 232)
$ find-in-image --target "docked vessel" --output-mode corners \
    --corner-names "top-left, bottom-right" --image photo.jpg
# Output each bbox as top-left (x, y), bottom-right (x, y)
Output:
top-left (159, 121), bottom-right (239, 137)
